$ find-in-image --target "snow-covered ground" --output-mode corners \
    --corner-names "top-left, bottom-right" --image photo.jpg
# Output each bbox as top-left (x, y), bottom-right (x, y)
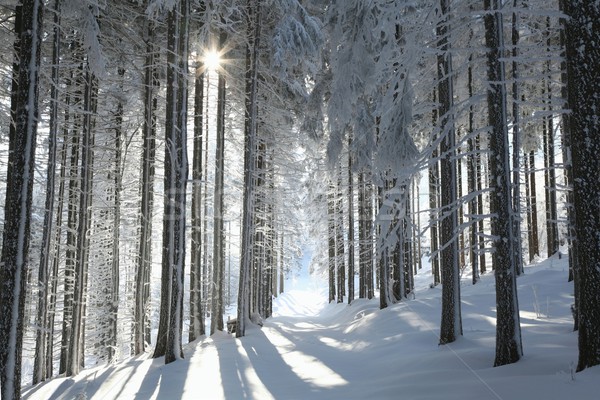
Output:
top-left (23, 256), bottom-right (598, 399)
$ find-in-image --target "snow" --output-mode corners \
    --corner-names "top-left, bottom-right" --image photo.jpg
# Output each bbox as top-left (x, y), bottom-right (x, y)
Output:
top-left (23, 255), bottom-right (599, 400)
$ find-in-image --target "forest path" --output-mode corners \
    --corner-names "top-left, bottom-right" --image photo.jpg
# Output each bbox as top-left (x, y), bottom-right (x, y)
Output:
top-left (24, 259), bottom-right (599, 400)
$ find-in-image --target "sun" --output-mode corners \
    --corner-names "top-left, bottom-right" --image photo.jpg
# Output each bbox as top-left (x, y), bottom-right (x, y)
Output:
top-left (203, 49), bottom-right (221, 72)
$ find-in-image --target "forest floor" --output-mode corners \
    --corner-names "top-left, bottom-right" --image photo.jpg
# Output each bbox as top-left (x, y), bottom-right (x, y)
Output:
top-left (23, 255), bottom-right (599, 400)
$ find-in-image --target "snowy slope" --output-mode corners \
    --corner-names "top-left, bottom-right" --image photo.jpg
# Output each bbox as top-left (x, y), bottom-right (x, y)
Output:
top-left (23, 256), bottom-right (599, 400)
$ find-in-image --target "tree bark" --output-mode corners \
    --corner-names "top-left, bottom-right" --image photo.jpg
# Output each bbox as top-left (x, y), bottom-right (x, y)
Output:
top-left (347, 136), bottom-right (355, 304)
top-left (328, 182), bottom-right (337, 303)
top-left (237, 0), bottom-right (262, 337)
top-left (211, 26), bottom-right (227, 334)
top-left (484, 0), bottom-right (522, 367)
top-left (33, 0), bottom-right (61, 384)
top-left (67, 66), bottom-right (96, 377)
top-left (0, 2), bottom-right (43, 397)
top-left (190, 33), bottom-right (206, 343)
top-left (134, 16), bottom-right (158, 356)
top-left (563, 0), bottom-right (600, 372)
top-left (437, 0), bottom-right (462, 345)
top-left (511, 0), bottom-right (524, 275)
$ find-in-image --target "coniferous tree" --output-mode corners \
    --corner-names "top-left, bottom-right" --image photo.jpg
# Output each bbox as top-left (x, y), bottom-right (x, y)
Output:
top-left (328, 182), bottom-right (337, 303)
top-left (33, 0), bottom-right (61, 384)
top-left (237, 0), bottom-right (261, 338)
top-left (511, 0), bottom-right (524, 275)
top-left (153, 0), bottom-right (189, 363)
top-left (211, 26), bottom-right (227, 335)
top-left (67, 59), bottom-right (97, 378)
top-left (189, 4), bottom-right (206, 342)
top-left (347, 136), bottom-right (355, 304)
top-left (437, 0), bottom-right (462, 345)
top-left (134, 12), bottom-right (158, 356)
top-left (563, 0), bottom-right (600, 372)
top-left (0, 2), bottom-right (43, 397)
top-left (484, 0), bottom-right (523, 367)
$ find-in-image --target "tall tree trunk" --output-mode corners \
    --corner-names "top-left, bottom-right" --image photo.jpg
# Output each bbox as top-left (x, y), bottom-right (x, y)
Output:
top-left (33, 0), bottom-right (61, 384)
top-left (0, 2), bottom-right (43, 397)
top-left (437, 0), bottom-right (462, 345)
top-left (108, 65), bottom-right (124, 363)
top-left (347, 136), bottom-right (355, 304)
top-left (476, 130), bottom-right (487, 273)
top-left (558, 0), bottom-right (576, 283)
top-left (528, 150), bottom-right (539, 261)
top-left (336, 170), bottom-right (345, 304)
top-left (544, 15), bottom-right (559, 258)
top-left (60, 64), bottom-right (78, 375)
top-left (429, 90), bottom-right (441, 286)
top-left (358, 172), bottom-right (366, 298)
top-left (484, 0), bottom-right (522, 367)
top-left (67, 66), bottom-right (96, 377)
top-left (511, 0), bottom-right (524, 275)
top-left (190, 36), bottom-right (206, 343)
top-left (237, 0), bottom-right (261, 337)
top-left (46, 117), bottom-right (70, 379)
top-left (211, 27), bottom-right (227, 334)
top-left (366, 177), bottom-right (374, 299)
top-left (328, 182), bottom-right (337, 303)
top-left (166, 0), bottom-right (189, 363)
top-left (154, 0), bottom-right (189, 363)
top-left (202, 71), bottom-right (211, 327)
top-left (279, 233), bottom-right (284, 294)
top-left (563, 0), bottom-right (600, 372)
top-left (134, 17), bottom-right (158, 356)
top-left (467, 47), bottom-right (479, 284)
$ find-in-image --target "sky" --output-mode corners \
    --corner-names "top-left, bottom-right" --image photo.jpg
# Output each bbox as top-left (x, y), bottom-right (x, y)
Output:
top-left (22, 254), bottom-right (599, 400)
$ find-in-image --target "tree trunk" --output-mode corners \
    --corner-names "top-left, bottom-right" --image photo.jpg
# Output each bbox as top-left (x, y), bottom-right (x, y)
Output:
top-left (134, 17), bottom-right (158, 356)
top-left (358, 172), bottom-right (366, 298)
top-left (190, 36), bottom-right (206, 343)
top-left (60, 44), bottom-right (83, 375)
top-left (46, 115), bottom-right (70, 379)
top-left (467, 48), bottom-right (479, 284)
top-left (154, 1), bottom-right (189, 362)
top-left (336, 170), bottom-right (345, 304)
top-left (476, 130), bottom-right (487, 273)
top-left (429, 89), bottom-right (441, 287)
top-left (511, 0), bottom-right (524, 275)
top-left (33, 0), bottom-right (61, 384)
top-left (166, 0), bottom-right (189, 363)
top-left (484, 0), bottom-right (522, 367)
top-left (544, 15), bottom-right (559, 259)
top-left (67, 66), bottom-right (96, 377)
top-left (366, 177), bottom-right (374, 299)
top-left (347, 136), bottom-right (355, 304)
top-left (328, 182), bottom-right (337, 303)
top-left (237, 0), bottom-right (261, 337)
top-left (563, 0), bottom-right (600, 372)
top-left (0, 2), bottom-right (43, 397)
top-left (108, 65), bottom-right (124, 363)
top-left (437, 0), bottom-right (462, 344)
top-left (210, 26), bottom-right (227, 335)
top-left (558, 0), bottom-right (576, 283)
top-left (528, 150), bottom-right (539, 261)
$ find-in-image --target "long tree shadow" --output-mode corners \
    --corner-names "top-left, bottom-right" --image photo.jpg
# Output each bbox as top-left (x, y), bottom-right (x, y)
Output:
top-left (215, 327), bottom-right (337, 400)
top-left (134, 346), bottom-right (197, 400)
top-left (264, 321), bottom-right (356, 381)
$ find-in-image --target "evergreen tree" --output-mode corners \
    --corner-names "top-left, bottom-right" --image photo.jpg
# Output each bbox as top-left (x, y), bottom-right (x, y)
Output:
top-left (0, 1), bottom-right (44, 397)
top-left (484, 0), bottom-right (523, 367)
top-left (437, 0), bottom-right (462, 345)
top-left (563, 0), bottom-right (600, 372)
